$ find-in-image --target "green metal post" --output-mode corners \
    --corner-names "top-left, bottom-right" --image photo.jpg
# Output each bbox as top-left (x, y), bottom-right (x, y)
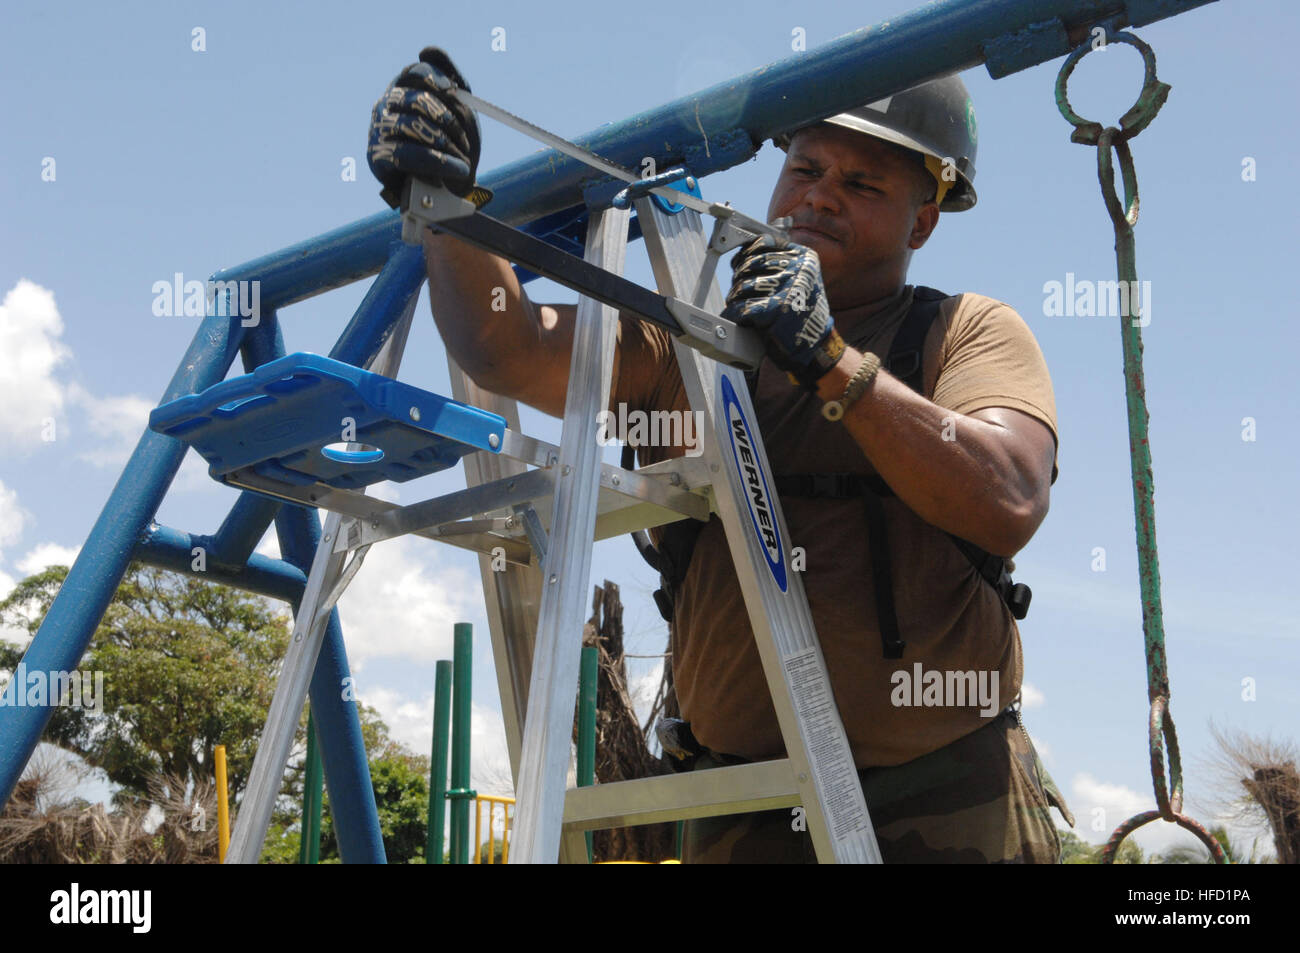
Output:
top-left (426, 660), bottom-right (452, 864)
top-left (577, 645), bottom-right (598, 862)
top-left (298, 708), bottom-right (323, 864)
top-left (449, 623), bottom-right (473, 864)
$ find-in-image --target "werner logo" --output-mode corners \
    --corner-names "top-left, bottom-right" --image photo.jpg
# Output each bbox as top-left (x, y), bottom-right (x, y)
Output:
top-left (720, 375), bottom-right (787, 592)
top-left (49, 883), bottom-right (151, 933)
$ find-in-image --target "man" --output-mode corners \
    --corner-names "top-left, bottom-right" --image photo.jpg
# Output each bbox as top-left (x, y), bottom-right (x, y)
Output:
top-left (368, 48), bottom-right (1074, 862)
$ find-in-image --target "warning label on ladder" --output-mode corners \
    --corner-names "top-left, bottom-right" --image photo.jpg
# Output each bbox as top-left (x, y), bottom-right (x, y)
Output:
top-left (783, 647), bottom-right (868, 846)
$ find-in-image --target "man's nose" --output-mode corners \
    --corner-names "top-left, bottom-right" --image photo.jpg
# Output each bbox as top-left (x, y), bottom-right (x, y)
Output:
top-left (801, 176), bottom-right (844, 214)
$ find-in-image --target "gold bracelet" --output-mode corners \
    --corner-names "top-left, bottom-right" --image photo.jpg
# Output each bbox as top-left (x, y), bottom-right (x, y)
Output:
top-left (821, 352), bottom-right (882, 422)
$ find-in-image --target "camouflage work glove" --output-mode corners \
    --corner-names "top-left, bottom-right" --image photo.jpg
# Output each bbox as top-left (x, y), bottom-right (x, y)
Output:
top-left (367, 47), bottom-right (488, 210)
top-left (721, 235), bottom-right (846, 391)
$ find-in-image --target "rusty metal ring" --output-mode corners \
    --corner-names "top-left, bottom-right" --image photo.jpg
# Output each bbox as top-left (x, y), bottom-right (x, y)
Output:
top-left (1055, 29), bottom-right (1172, 146)
top-left (1097, 127), bottom-right (1140, 229)
top-left (1147, 695), bottom-right (1184, 819)
top-left (1100, 809), bottom-right (1227, 864)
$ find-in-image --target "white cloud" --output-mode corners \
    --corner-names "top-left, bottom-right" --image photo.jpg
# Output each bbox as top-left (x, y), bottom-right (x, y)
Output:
top-left (16, 542), bottom-right (80, 575)
top-left (0, 479), bottom-right (29, 558)
top-left (0, 568), bottom-right (21, 644)
top-left (358, 684), bottom-right (436, 757)
top-left (333, 537), bottom-right (480, 667)
top-left (1027, 731), bottom-right (1052, 764)
top-left (628, 659), bottom-right (665, 734)
top-left (1020, 681), bottom-right (1045, 709)
top-left (358, 684), bottom-right (513, 797)
top-left (1067, 772), bottom-right (1223, 858)
top-left (65, 384), bottom-right (156, 469)
top-left (255, 532), bottom-right (281, 560)
top-left (0, 540), bottom-right (79, 647)
top-left (0, 280), bottom-right (71, 449)
top-left (469, 703), bottom-right (514, 796)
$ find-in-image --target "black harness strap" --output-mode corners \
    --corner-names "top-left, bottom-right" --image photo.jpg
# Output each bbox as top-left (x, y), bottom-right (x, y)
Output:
top-left (635, 286), bottom-right (1032, 649)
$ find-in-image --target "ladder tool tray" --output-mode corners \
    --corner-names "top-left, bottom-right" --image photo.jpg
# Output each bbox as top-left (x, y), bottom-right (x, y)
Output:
top-left (149, 352), bottom-right (507, 494)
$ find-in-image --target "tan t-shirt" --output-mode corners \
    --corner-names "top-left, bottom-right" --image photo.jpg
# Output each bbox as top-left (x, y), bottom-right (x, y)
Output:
top-left (611, 287), bottom-right (1059, 767)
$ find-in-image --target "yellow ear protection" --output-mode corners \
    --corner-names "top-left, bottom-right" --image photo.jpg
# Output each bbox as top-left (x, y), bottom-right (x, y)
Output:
top-left (923, 154), bottom-right (953, 207)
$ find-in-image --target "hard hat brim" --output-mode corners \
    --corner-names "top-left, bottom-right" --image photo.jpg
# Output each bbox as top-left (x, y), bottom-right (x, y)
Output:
top-left (774, 121), bottom-right (977, 212)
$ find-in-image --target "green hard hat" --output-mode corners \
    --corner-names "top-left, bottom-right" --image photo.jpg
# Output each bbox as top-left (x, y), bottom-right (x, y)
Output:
top-left (773, 74), bottom-right (979, 212)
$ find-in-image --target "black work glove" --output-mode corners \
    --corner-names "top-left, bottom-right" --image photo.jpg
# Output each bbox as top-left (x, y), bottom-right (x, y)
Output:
top-left (721, 235), bottom-right (846, 391)
top-left (367, 47), bottom-right (485, 210)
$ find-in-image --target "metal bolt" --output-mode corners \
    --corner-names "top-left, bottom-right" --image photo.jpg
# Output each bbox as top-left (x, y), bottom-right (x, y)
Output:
top-left (323, 533), bottom-right (331, 543)
top-left (669, 473), bottom-right (682, 486)
top-left (420, 194), bottom-right (433, 209)
top-left (508, 480), bottom-right (515, 490)
top-left (611, 474), bottom-right (620, 486)
top-left (409, 406), bottom-right (421, 421)
top-left (488, 433), bottom-right (500, 448)
top-left (715, 326), bottom-right (727, 339)
top-left (562, 465), bottom-right (572, 476)
top-left (549, 574), bottom-right (557, 584)
top-left (798, 772), bottom-right (808, 783)
top-left (370, 520), bottom-right (379, 529)
top-left (686, 176), bottom-right (697, 190)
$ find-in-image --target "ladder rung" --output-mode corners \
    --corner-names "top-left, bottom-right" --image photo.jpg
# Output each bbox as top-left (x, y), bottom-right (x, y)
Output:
top-left (561, 760), bottom-right (800, 831)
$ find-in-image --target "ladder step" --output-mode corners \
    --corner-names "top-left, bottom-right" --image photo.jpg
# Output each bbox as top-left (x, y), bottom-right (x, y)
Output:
top-left (149, 352), bottom-right (507, 493)
top-left (562, 760), bottom-right (801, 831)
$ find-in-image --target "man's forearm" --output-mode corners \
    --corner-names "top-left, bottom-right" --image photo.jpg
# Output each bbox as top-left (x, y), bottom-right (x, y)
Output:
top-left (421, 228), bottom-right (540, 388)
top-left (813, 347), bottom-right (1038, 556)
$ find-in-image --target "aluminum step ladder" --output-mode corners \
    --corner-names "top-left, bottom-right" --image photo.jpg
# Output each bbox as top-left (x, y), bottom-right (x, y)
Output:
top-left (409, 176), bottom-right (883, 864)
top-left (153, 170), bottom-right (883, 863)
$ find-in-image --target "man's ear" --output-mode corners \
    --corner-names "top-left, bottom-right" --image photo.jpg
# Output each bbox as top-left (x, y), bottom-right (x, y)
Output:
top-left (908, 202), bottom-right (940, 250)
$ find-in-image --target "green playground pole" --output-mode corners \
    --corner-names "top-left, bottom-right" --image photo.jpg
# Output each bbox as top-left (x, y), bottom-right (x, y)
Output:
top-left (577, 645), bottom-right (598, 862)
top-left (426, 660), bottom-right (452, 864)
top-left (298, 708), bottom-right (323, 864)
top-left (449, 623), bottom-right (474, 864)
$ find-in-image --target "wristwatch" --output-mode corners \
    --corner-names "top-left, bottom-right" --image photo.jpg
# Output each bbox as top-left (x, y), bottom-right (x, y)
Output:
top-left (821, 352), bottom-right (882, 421)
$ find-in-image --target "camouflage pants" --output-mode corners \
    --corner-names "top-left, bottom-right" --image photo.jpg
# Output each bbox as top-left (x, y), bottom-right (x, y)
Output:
top-left (682, 709), bottom-right (1071, 863)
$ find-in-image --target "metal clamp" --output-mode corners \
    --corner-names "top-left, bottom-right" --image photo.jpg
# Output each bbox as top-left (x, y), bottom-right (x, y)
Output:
top-left (401, 179), bottom-right (479, 245)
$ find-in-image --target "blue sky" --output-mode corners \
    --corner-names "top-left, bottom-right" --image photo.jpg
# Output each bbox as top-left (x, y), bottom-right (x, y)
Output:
top-left (2, 0), bottom-right (1296, 859)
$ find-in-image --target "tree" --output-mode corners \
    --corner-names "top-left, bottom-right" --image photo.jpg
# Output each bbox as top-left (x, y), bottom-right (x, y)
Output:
top-left (0, 562), bottom-right (293, 806)
top-left (1153, 825), bottom-right (1270, 865)
top-left (2, 562), bottom-right (439, 864)
top-left (1058, 828), bottom-right (1146, 864)
top-left (1058, 828), bottom-right (1093, 863)
top-left (316, 748), bottom-right (431, 864)
top-left (1205, 725), bottom-right (1296, 863)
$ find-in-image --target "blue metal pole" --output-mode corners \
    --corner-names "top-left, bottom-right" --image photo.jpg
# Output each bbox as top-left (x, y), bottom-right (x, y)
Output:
top-left (0, 311), bottom-right (250, 805)
top-left (187, 0), bottom-right (1216, 314)
top-left (328, 243), bottom-right (426, 370)
top-left (208, 493), bottom-right (283, 569)
top-left (133, 522), bottom-right (306, 604)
